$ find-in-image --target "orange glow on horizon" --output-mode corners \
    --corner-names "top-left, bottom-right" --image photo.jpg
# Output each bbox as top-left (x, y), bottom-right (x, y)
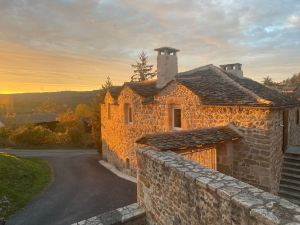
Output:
top-left (0, 42), bottom-right (132, 94)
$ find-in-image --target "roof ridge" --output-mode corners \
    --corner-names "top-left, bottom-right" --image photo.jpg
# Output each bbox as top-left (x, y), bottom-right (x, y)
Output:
top-left (136, 125), bottom-right (234, 138)
top-left (176, 64), bottom-right (214, 77)
top-left (210, 65), bottom-right (273, 105)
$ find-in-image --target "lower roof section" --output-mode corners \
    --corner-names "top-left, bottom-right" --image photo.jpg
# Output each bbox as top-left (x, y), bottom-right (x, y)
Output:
top-left (136, 126), bottom-right (241, 152)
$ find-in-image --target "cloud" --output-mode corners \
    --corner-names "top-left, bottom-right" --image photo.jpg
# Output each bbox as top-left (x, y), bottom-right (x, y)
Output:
top-left (0, 0), bottom-right (299, 92)
top-left (288, 15), bottom-right (300, 27)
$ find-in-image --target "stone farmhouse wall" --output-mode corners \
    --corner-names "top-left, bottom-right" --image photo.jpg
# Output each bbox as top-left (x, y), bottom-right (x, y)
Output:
top-left (101, 82), bottom-right (300, 193)
top-left (289, 107), bottom-right (300, 146)
top-left (137, 147), bottom-right (300, 225)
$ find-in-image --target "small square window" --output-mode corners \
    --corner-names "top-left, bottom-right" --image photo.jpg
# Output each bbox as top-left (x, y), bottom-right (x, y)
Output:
top-left (172, 107), bottom-right (181, 129)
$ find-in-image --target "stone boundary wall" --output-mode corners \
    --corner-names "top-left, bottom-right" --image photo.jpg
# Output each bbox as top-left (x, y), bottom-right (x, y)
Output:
top-left (137, 147), bottom-right (300, 225)
top-left (72, 203), bottom-right (146, 225)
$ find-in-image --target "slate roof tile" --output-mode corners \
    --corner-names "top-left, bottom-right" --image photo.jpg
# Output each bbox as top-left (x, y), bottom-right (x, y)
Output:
top-left (102, 64), bottom-right (299, 107)
top-left (136, 126), bottom-right (241, 151)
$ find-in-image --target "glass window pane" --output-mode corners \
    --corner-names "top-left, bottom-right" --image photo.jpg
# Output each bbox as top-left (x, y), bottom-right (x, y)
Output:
top-left (128, 106), bottom-right (133, 123)
top-left (173, 108), bottom-right (181, 128)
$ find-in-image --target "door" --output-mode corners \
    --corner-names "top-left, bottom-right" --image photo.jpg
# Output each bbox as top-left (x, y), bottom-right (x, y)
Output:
top-left (282, 110), bottom-right (289, 153)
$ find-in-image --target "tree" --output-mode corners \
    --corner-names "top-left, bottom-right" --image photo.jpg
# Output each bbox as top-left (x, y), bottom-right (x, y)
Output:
top-left (282, 73), bottom-right (300, 87)
top-left (263, 76), bottom-right (275, 86)
top-left (131, 51), bottom-right (156, 82)
top-left (75, 104), bottom-right (92, 118)
top-left (101, 76), bottom-right (113, 91)
top-left (88, 94), bottom-right (102, 150)
top-left (57, 109), bottom-right (77, 123)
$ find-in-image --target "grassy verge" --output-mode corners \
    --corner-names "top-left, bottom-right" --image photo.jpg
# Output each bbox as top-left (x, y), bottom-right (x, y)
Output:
top-left (0, 153), bottom-right (52, 220)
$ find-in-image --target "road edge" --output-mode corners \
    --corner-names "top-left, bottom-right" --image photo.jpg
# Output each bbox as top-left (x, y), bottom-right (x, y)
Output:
top-left (98, 160), bottom-right (137, 183)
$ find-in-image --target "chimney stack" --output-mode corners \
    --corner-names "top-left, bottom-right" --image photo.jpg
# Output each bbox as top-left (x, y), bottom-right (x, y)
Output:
top-left (220, 63), bottom-right (243, 77)
top-left (155, 47), bottom-right (179, 88)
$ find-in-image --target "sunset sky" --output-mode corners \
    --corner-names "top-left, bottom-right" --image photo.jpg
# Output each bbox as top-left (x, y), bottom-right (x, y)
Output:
top-left (0, 0), bottom-right (300, 93)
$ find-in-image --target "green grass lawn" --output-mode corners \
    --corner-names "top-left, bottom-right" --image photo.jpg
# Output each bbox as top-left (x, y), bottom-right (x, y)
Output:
top-left (0, 152), bottom-right (52, 220)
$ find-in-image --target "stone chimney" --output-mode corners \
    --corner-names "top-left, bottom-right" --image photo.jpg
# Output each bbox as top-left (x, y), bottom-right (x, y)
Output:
top-left (220, 63), bottom-right (243, 77)
top-left (155, 47), bottom-right (179, 88)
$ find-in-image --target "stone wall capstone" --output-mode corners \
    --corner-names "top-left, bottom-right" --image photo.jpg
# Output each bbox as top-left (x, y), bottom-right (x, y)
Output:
top-left (72, 203), bottom-right (146, 225)
top-left (137, 147), bottom-right (300, 225)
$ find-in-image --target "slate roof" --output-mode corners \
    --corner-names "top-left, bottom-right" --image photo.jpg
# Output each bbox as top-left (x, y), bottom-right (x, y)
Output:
top-left (102, 64), bottom-right (298, 107)
top-left (176, 68), bottom-right (258, 106)
top-left (101, 81), bottom-right (159, 103)
top-left (124, 80), bottom-right (160, 98)
top-left (108, 86), bottom-right (123, 100)
top-left (136, 126), bottom-right (241, 152)
top-left (225, 72), bottom-right (297, 107)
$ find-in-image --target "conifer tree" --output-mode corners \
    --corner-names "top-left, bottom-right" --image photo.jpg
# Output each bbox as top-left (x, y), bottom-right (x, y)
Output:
top-left (101, 76), bottom-right (113, 90)
top-left (131, 51), bottom-right (156, 82)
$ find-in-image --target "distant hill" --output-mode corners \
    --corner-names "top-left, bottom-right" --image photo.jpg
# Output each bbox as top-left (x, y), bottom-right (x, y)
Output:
top-left (0, 90), bottom-right (101, 115)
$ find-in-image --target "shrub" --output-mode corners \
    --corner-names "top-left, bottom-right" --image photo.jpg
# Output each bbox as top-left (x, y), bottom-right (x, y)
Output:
top-left (66, 126), bottom-right (85, 146)
top-left (0, 127), bottom-right (14, 147)
top-left (9, 125), bottom-right (56, 147)
top-left (0, 127), bottom-right (12, 139)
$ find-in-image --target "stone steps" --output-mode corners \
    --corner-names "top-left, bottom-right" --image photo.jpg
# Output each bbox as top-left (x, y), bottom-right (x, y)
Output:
top-left (281, 172), bottom-right (300, 182)
top-left (280, 177), bottom-right (300, 187)
top-left (282, 161), bottom-right (300, 170)
top-left (279, 151), bottom-right (300, 206)
top-left (278, 190), bottom-right (300, 205)
top-left (282, 167), bottom-right (300, 175)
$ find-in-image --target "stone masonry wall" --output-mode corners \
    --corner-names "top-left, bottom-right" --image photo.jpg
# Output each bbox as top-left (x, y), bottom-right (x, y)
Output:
top-left (101, 82), bottom-right (298, 193)
top-left (137, 147), bottom-right (300, 225)
top-left (289, 107), bottom-right (300, 146)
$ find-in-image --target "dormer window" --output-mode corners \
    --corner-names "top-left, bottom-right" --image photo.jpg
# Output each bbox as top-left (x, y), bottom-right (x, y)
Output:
top-left (172, 106), bottom-right (181, 130)
top-left (125, 103), bottom-right (133, 124)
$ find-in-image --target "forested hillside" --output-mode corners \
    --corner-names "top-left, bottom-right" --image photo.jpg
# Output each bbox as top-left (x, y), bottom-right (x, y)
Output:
top-left (1, 90), bottom-right (101, 114)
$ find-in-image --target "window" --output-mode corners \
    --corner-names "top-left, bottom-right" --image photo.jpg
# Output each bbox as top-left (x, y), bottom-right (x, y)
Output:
top-left (128, 106), bottom-right (133, 123)
top-left (172, 106), bottom-right (181, 129)
top-left (297, 109), bottom-right (300, 125)
top-left (125, 158), bottom-right (130, 169)
top-left (107, 103), bottom-right (111, 120)
top-left (125, 104), bottom-right (133, 124)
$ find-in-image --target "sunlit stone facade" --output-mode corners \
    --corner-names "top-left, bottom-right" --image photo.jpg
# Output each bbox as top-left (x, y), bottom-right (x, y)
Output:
top-left (101, 81), bottom-right (300, 194)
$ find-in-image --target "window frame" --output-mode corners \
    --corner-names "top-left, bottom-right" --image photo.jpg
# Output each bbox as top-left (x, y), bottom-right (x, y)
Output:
top-left (172, 106), bottom-right (182, 130)
top-left (296, 109), bottom-right (300, 126)
top-left (128, 105), bottom-right (133, 124)
top-left (107, 103), bottom-right (111, 120)
top-left (124, 103), bottom-right (133, 124)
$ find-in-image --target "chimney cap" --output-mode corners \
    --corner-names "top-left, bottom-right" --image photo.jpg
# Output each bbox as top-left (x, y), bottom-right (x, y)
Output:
top-left (220, 63), bottom-right (242, 68)
top-left (154, 47), bottom-right (179, 54)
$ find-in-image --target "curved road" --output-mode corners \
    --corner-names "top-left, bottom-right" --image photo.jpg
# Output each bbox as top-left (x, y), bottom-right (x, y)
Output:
top-left (2, 150), bottom-right (137, 225)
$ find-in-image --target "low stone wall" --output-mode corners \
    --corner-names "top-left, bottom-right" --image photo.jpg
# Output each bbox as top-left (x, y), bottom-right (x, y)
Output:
top-left (72, 203), bottom-right (146, 225)
top-left (137, 147), bottom-right (300, 225)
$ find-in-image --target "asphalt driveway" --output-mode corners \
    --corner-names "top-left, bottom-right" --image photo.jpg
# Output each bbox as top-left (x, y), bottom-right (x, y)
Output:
top-left (1, 149), bottom-right (137, 225)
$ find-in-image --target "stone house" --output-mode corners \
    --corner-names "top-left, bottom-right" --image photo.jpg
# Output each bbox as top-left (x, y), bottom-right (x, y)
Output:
top-left (100, 47), bottom-right (300, 195)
